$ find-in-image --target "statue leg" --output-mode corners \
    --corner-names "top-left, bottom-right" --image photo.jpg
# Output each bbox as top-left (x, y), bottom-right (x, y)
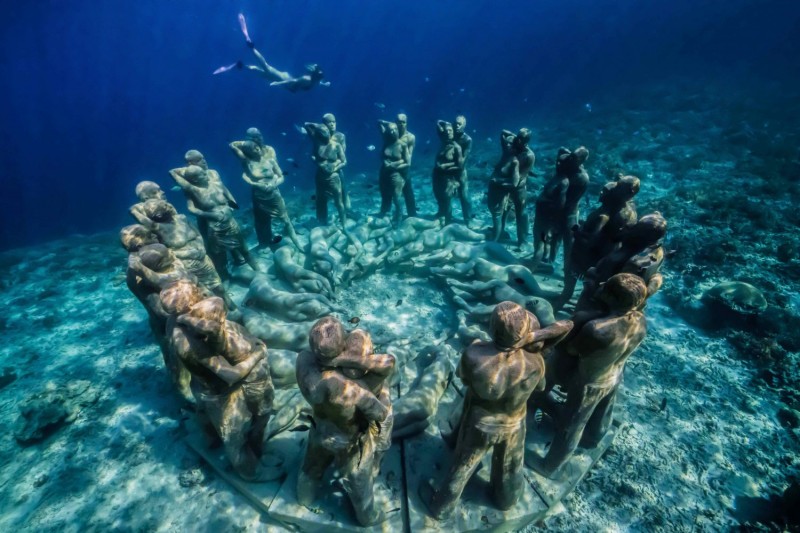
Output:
top-left (512, 190), bottom-right (528, 246)
top-left (490, 420), bottom-right (525, 510)
top-left (459, 171), bottom-right (471, 224)
top-left (297, 428), bottom-right (334, 505)
top-left (204, 388), bottom-right (264, 480)
top-left (581, 382), bottom-right (619, 448)
top-left (378, 174), bottom-right (392, 216)
top-left (538, 382), bottom-right (608, 478)
top-left (339, 443), bottom-right (384, 526)
top-left (253, 196), bottom-right (272, 247)
top-left (427, 422), bottom-right (492, 519)
top-left (402, 172), bottom-right (417, 217)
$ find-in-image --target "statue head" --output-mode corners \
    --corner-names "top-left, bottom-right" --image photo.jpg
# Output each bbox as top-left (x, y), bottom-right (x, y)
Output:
top-left (143, 199), bottom-right (177, 222)
top-left (120, 224), bottom-right (158, 252)
top-left (437, 120), bottom-right (454, 142)
top-left (240, 140), bottom-right (262, 160)
top-left (344, 329), bottom-right (374, 359)
top-left (160, 280), bottom-right (205, 316)
top-left (309, 122), bottom-right (331, 142)
top-left (135, 181), bottom-right (165, 202)
top-left (246, 127), bottom-right (263, 146)
top-left (601, 175), bottom-right (640, 205)
top-left (309, 316), bottom-right (346, 360)
top-left (139, 243), bottom-right (174, 271)
top-left (183, 165), bottom-right (208, 186)
top-left (396, 113), bottom-right (408, 135)
top-left (178, 297), bottom-right (227, 339)
top-left (454, 115), bottom-right (466, 135)
top-left (622, 212), bottom-right (667, 247)
top-left (573, 146), bottom-right (590, 165)
top-left (184, 149), bottom-right (208, 170)
top-left (322, 113), bottom-right (336, 133)
top-left (597, 273), bottom-right (647, 311)
top-left (382, 121), bottom-right (399, 142)
top-left (511, 128), bottom-right (531, 154)
top-left (490, 301), bottom-right (539, 350)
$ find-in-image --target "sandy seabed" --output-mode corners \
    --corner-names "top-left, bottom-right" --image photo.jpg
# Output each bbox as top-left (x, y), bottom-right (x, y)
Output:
top-left (1, 85), bottom-right (799, 532)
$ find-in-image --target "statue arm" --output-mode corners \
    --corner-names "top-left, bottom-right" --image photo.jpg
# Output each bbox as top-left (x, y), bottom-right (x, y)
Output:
top-left (334, 144), bottom-right (347, 171)
top-left (129, 205), bottom-right (156, 230)
top-left (128, 255), bottom-right (182, 287)
top-left (169, 168), bottom-right (192, 189)
top-left (221, 183), bottom-right (239, 209)
top-left (200, 348), bottom-right (265, 386)
top-left (186, 198), bottom-right (218, 220)
top-left (229, 142), bottom-right (247, 160)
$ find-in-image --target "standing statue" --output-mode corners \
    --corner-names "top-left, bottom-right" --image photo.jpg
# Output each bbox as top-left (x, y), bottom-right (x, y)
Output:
top-left (296, 317), bottom-right (396, 526)
top-left (432, 120), bottom-right (465, 225)
top-left (229, 138), bottom-right (301, 249)
top-left (129, 199), bottom-right (237, 311)
top-left (527, 274), bottom-right (647, 478)
top-left (553, 175), bottom-right (640, 311)
top-left (420, 302), bottom-right (572, 519)
top-left (488, 129), bottom-right (535, 246)
top-left (453, 115), bottom-right (473, 226)
top-left (304, 122), bottom-right (348, 227)
top-left (170, 164), bottom-right (261, 280)
top-left (377, 120), bottom-right (411, 223)
top-left (532, 147), bottom-right (590, 269)
top-left (322, 113), bottom-right (352, 212)
top-left (397, 113), bottom-right (417, 217)
top-left (164, 288), bottom-right (277, 481)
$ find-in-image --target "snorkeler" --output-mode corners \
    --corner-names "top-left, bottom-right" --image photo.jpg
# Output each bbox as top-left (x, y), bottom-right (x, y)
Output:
top-left (213, 14), bottom-right (331, 93)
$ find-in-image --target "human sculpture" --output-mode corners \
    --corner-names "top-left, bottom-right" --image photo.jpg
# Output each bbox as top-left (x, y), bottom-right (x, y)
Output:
top-left (453, 115), bottom-right (473, 226)
top-left (164, 288), bottom-right (277, 481)
top-left (527, 274), bottom-right (647, 479)
top-left (447, 279), bottom-right (556, 326)
top-left (574, 212), bottom-right (667, 313)
top-left (304, 122), bottom-right (348, 227)
top-left (397, 113), bottom-right (418, 216)
top-left (553, 175), bottom-right (640, 311)
top-left (532, 147), bottom-right (590, 267)
top-left (322, 113), bottom-right (352, 212)
top-left (391, 345), bottom-right (455, 439)
top-left (432, 120), bottom-right (465, 225)
top-left (129, 198), bottom-right (237, 311)
top-left (376, 120), bottom-right (410, 223)
top-left (214, 14), bottom-right (330, 92)
top-left (431, 256), bottom-right (547, 298)
top-left (386, 224), bottom-right (484, 267)
top-left (420, 302), bottom-right (572, 519)
top-left (230, 138), bottom-right (301, 249)
top-left (272, 244), bottom-right (334, 298)
top-left (488, 129), bottom-right (535, 246)
top-left (296, 317), bottom-right (396, 526)
top-left (170, 164), bottom-right (261, 280)
top-left (245, 274), bottom-right (344, 322)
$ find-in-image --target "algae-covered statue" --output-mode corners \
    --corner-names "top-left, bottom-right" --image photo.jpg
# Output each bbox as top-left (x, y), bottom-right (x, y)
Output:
top-left (453, 115), bottom-right (473, 226)
top-left (230, 136), bottom-right (301, 249)
top-left (304, 122), bottom-right (348, 227)
top-left (377, 120), bottom-right (411, 223)
top-left (432, 120), bottom-right (464, 225)
top-left (527, 273), bottom-right (647, 479)
top-left (170, 164), bottom-right (261, 280)
top-left (421, 302), bottom-right (572, 519)
top-left (532, 146), bottom-right (590, 269)
top-left (488, 129), bottom-right (535, 246)
top-left (397, 113), bottom-right (417, 217)
top-left (553, 175), bottom-right (640, 311)
top-left (129, 198), bottom-right (237, 311)
top-left (163, 286), bottom-right (277, 481)
top-left (323, 113), bottom-right (353, 213)
top-left (296, 317), bottom-right (396, 526)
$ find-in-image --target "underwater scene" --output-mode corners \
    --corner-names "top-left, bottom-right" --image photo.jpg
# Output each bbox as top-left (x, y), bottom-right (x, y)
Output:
top-left (1, 1), bottom-right (799, 531)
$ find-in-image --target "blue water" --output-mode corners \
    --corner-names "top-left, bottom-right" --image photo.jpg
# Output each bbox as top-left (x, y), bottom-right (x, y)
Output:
top-left (1, 0), bottom-right (798, 251)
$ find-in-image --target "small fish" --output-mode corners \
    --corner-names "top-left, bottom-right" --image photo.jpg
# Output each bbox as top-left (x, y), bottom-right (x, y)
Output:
top-left (486, 137), bottom-right (493, 143)
top-left (395, 299), bottom-right (402, 307)
top-left (171, 185), bottom-right (182, 191)
top-left (280, 132), bottom-right (287, 136)
top-left (366, 145), bottom-right (376, 151)
top-left (348, 317), bottom-right (360, 324)
top-left (585, 102), bottom-right (593, 113)
top-left (294, 124), bottom-right (307, 135)
top-left (534, 409), bottom-right (543, 424)
top-left (425, 139), bottom-right (431, 145)
top-left (374, 102), bottom-right (386, 110)
top-left (424, 76), bottom-right (430, 82)
top-left (459, 87), bottom-right (465, 93)
top-left (286, 157), bottom-right (295, 163)
top-left (659, 397), bottom-right (668, 412)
